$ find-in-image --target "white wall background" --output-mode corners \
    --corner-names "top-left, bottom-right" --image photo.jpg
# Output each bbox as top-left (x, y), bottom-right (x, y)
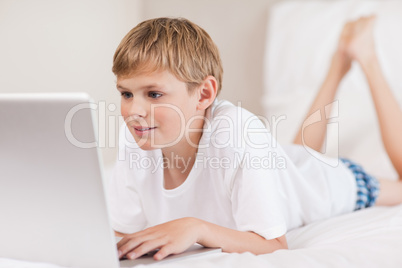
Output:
top-left (0, 0), bottom-right (143, 167)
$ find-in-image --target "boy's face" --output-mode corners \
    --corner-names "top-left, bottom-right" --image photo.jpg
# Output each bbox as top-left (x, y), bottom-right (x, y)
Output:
top-left (117, 70), bottom-right (203, 151)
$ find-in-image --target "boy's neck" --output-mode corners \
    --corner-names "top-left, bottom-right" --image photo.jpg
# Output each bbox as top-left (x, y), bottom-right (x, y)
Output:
top-left (162, 146), bottom-right (197, 190)
top-left (161, 116), bottom-right (205, 190)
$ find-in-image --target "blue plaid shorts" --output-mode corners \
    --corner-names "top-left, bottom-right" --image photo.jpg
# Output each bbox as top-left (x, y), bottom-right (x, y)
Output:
top-left (340, 158), bottom-right (380, 210)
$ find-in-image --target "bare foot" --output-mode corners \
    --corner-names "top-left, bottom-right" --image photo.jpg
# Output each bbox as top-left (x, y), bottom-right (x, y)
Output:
top-left (339, 16), bottom-right (377, 65)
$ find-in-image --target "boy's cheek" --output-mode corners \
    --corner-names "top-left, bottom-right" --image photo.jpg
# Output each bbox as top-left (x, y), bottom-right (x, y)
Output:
top-left (120, 106), bottom-right (129, 119)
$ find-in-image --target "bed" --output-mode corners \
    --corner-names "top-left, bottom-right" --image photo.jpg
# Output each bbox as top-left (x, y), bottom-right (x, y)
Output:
top-left (2, 204), bottom-right (402, 267)
top-left (2, 1), bottom-right (402, 267)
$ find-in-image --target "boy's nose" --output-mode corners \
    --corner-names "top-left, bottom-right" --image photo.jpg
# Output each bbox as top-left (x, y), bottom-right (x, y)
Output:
top-left (128, 98), bottom-right (147, 118)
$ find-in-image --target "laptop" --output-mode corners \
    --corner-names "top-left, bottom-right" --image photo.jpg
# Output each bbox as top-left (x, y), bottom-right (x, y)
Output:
top-left (0, 93), bottom-right (220, 268)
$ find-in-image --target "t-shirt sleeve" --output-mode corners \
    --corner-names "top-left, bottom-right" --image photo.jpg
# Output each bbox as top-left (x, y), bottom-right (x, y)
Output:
top-left (230, 114), bottom-right (287, 240)
top-left (230, 161), bottom-right (287, 240)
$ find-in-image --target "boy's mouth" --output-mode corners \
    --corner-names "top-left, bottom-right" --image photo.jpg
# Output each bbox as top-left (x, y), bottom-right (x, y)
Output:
top-left (133, 126), bottom-right (156, 136)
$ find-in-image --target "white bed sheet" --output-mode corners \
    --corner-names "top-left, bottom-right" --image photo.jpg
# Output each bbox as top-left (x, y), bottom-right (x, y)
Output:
top-left (2, 204), bottom-right (402, 267)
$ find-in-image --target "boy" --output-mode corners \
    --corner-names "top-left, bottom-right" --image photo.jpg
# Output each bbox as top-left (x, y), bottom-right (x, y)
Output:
top-left (109, 17), bottom-right (402, 261)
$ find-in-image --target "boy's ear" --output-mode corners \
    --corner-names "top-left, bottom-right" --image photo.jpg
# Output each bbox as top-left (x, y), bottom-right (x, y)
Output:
top-left (196, 76), bottom-right (218, 111)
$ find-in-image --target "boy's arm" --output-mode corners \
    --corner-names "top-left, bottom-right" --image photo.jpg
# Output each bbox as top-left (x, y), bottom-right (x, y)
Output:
top-left (197, 218), bottom-right (288, 254)
top-left (116, 217), bottom-right (287, 261)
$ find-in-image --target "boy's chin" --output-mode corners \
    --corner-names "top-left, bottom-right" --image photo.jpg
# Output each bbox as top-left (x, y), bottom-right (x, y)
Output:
top-left (132, 135), bottom-right (181, 151)
top-left (135, 140), bottom-right (168, 151)
top-left (137, 145), bottom-right (159, 151)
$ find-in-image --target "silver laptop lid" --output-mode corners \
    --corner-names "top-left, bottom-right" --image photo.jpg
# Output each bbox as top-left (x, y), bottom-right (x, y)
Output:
top-left (0, 93), bottom-right (119, 268)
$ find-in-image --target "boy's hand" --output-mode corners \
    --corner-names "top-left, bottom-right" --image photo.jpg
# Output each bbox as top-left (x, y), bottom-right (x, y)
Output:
top-left (117, 217), bottom-right (203, 261)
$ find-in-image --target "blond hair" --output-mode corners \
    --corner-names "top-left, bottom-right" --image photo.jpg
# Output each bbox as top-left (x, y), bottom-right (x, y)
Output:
top-left (112, 17), bottom-right (223, 94)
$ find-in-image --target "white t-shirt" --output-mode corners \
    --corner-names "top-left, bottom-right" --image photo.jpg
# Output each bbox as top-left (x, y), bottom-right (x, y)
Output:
top-left (108, 99), bottom-right (356, 240)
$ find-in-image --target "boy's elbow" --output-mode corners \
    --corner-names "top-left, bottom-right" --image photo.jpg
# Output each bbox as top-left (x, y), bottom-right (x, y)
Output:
top-left (274, 234), bottom-right (288, 250)
top-left (260, 234), bottom-right (288, 254)
top-left (248, 232), bottom-right (288, 254)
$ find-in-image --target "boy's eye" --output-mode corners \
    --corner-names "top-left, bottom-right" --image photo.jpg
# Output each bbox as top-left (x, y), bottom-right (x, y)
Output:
top-left (148, 92), bottom-right (162, 99)
top-left (121, 92), bottom-right (133, 99)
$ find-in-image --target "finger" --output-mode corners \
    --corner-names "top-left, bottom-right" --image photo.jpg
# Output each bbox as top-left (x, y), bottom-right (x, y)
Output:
top-left (119, 232), bottom-right (161, 259)
top-left (126, 239), bottom-right (165, 260)
top-left (118, 236), bottom-right (148, 259)
top-left (117, 229), bottom-right (148, 249)
top-left (154, 244), bottom-right (175, 261)
top-left (117, 235), bottom-right (130, 249)
top-left (117, 235), bottom-right (137, 251)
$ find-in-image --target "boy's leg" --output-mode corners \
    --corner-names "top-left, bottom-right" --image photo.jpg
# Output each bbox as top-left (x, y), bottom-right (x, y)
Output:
top-left (376, 179), bottom-right (402, 206)
top-left (338, 17), bottom-right (402, 207)
top-left (360, 56), bottom-right (402, 179)
top-left (348, 16), bottom-right (402, 179)
top-left (363, 60), bottom-right (402, 179)
top-left (293, 27), bottom-right (352, 151)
